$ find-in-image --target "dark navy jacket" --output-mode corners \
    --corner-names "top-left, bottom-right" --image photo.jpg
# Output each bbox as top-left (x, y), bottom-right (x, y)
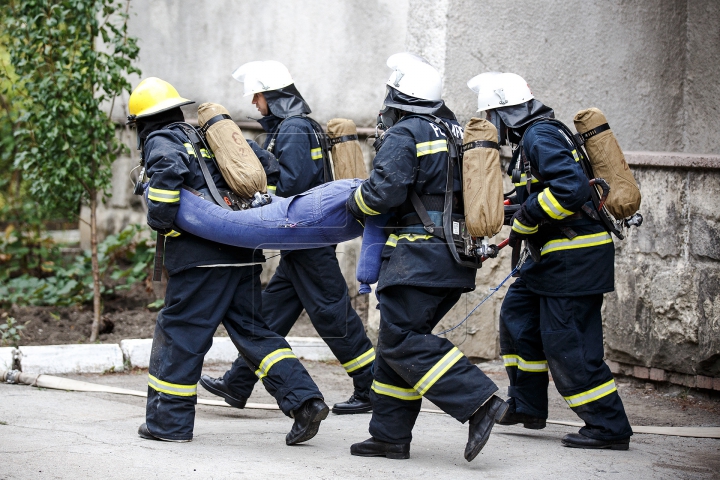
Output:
top-left (258, 114), bottom-right (325, 198)
top-left (350, 115), bottom-right (476, 292)
top-left (513, 121), bottom-right (614, 296)
top-left (144, 124), bottom-right (264, 275)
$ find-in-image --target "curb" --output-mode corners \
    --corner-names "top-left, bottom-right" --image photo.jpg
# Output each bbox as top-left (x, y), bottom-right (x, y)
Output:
top-left (7, 336), bottom-right (335, 375)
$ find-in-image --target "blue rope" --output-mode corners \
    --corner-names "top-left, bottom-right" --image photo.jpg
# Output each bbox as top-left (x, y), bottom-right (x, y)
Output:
top-left (435, 266), bottom-right (519, 337)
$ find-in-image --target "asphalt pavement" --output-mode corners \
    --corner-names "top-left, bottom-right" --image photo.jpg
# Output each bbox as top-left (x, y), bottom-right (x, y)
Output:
top-left (1, 360), bottom-right (718, 479)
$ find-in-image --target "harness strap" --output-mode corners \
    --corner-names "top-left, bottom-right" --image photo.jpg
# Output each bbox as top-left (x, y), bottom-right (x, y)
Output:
top-left (199, 113), bottom-right (232, 135)
top-left (409, 190), bottom-right (437, 234)
top-left (462, 140), bottom-right (500, 152)
top-left (330, 134), bottom-right (358, 145)
top-left (178, 124), bottom-right (232, 211)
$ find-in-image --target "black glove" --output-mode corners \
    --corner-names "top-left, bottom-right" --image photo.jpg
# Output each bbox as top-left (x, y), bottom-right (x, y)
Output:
top-left (508, 203), bottom-right (538, 248)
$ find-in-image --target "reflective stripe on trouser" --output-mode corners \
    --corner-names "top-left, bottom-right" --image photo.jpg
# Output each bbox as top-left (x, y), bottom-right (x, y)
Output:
top-left (145, 266), bottom-right (322, 441)
top-left (343, 347), bottom-right (375, 373)
top-left (255, 348), bottom-right (298, 379)
top-left (369, 285), bottom-right (498, 444)
top-left (222, 246), bottom-right (376, 398)
top-left (499, 278), bottom-right (632, 440)
top-left (502, 354), bottom-right (548, 372)
top-left (148, 374), bottom-right (197, 397)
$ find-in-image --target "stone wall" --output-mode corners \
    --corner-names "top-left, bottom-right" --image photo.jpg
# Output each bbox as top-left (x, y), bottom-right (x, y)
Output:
top-left (604, 153), bottom-right (720, 378)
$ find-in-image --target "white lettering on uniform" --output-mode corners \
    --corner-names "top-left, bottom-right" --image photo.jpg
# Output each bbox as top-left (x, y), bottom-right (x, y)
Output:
top-left (428, 122), bottom-right (446, 138)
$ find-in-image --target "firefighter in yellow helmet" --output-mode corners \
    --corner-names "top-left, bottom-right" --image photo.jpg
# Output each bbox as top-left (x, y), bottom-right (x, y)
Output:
top-left (128, 77), bottom-right (328, 444)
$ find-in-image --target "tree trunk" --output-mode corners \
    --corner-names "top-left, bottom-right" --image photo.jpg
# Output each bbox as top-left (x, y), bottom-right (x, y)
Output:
top-left (89, 192), bottom-right (102, 342)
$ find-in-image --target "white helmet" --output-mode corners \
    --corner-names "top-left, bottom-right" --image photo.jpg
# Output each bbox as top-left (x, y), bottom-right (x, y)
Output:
top-left (467, 72), bottom-right (534, 112)
top-left (231, 60), bottom-right (294, 97)
top-left (386, 52), bottom-right (442, 101)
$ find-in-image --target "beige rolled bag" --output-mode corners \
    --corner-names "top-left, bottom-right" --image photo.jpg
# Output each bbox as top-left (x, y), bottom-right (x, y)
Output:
top-left (574, 108), bottom-right (641, 219)
top-left (197, 103), bottom-right (266, 198)
top-left (461, 118), bottom-right (504, 237)
top-left (326, 118), bottom-right (368, 180)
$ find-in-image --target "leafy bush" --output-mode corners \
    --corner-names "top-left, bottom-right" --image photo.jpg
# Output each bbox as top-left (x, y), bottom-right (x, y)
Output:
top-left (0, 224), bottom-right (155, 308)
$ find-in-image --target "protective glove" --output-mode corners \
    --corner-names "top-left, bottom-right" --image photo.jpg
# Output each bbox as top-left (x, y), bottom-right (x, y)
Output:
top-left (508, 203), bottom-right (538, 248)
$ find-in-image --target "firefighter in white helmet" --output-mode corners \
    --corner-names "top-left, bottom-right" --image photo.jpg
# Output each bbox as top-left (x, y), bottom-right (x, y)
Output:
top-left (347, 53), bottom-right (507, 462)
top-left (200, 61), bottom-right (377, 416)
top-left (468, 72), bottom-right (633, 450)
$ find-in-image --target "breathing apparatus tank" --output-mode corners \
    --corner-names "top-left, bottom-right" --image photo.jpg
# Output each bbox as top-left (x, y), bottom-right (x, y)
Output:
top-left (197, 103), bottom-right (267, 199)
top-left (326, 118), bottom-right (368, 180)
top-left (573, 108), bottom-right (641, 220)
top-left (461, 118), bottom-right (505, 238)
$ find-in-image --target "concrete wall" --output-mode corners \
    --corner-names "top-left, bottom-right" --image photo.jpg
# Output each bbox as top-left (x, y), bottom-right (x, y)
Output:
top-left (115, 0), bottom-right (409, 127)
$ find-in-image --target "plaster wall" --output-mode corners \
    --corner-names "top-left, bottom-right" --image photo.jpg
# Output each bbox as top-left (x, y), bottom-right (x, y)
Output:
top-left (118, 0), bottom-right (408, 127)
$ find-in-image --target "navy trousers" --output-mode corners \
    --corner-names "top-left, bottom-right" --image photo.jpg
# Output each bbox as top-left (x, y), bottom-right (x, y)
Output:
top-left (223, 246), bottom-right (375, 399)
top-left (499, 278), bottom-right (632, 441)
top-left (368, 285), bottom-right (499, 444)
top-left (145, 265), bottom-right (322, 441)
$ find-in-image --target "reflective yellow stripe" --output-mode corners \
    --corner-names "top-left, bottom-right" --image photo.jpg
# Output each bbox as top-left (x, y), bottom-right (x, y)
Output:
top-left (385, 233), bottom-right (433, 247)
top-left (538, 188), bottom-right (574, 220)
top-left (354, 188), bottom-right (380, 215)
top-left (183, 143), bottom-right (196, 156)
top-left (200, 148), bottom-right (213, 159)
top-left (148, 187), bottom-right (180, 203)
top-left (267, 185), bottom-right (277, 194)
top-left (371, 380), bottom-right (422, 401)
top-left (564, 379), bottom-right (617, 408)
top-left (502, 354), bottom-right (549, 372)
top-left (310, 147), bottom-right (323, 160)
top-left (413, 347), bottom-right (464, 396)
top-left (541, 232), bottom-right (612, 255)
top-left (255, 348), bottom-right (297, 380)
top-left (416, 139), bottom-right (448, 157)
top-left (342, 348), bottom-right (375, 373)
top-left (165, 230), bottom-right (181, 237)
top-left (513, 173), bottom-right (540, 187)
top-left (571, 149), bottom-right (580, 162)
top-left (147, 374), bottom-right (197, 397)
top-left (512, 219), bottom-right (538, 235)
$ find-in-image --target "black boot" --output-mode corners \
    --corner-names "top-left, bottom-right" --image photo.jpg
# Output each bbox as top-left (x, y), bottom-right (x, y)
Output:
top-left (464, 395), bottom-right (509, 462)
top-left (562, 433), bottom-right (630, 450)
top-left (137, 423), bottom-right (191, 443)
top-left (350, 437), bottom-right (410, 459)
top-left (332, 393), bottom-right (372, 415)
top-left (199, 374), bottom-right (247, 408)
top-left (495, 408), bottom-right (546, 429)
top-left (286, 398), bottom-right (329, 445)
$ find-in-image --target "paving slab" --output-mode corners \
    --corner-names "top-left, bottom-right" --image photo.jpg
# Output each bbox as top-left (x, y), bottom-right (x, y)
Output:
top-left (0, 362), bottom-right (718, 479)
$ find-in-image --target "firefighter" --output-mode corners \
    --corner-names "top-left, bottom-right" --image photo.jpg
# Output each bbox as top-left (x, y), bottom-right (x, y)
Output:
top-left (467, 72), bottom-right (633, 449)
top-left (346, 53), bottom-right (507, 462)
top-left (128, 77), bottom-right (328, 445)
top-left (200, 61), bottom-right (375, 415)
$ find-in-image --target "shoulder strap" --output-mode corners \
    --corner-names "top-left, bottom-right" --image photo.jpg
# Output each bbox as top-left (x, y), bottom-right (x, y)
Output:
top-left (304, 116), bottom-right (334, 183)
top-left (175, 123), bottom-right (232, 211)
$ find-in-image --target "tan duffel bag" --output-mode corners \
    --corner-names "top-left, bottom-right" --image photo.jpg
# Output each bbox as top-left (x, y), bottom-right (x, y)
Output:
top-left (198, 103), bottom-right (266, 198)
top-left (461, 118), bottom-right (504, 238)
top-left (326, 118), bottom-right (368, 180)
top-left (574, 108), bottom-right (641, 219)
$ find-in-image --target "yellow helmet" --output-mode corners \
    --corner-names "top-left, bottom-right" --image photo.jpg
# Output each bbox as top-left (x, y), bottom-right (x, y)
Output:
top-left (128, 77), bottom-right (194, 120)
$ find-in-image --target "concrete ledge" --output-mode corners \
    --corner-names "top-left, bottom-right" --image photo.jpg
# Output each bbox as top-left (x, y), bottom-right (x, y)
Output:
top-left (121, 336), bottom-right (334, 369)
top-left (120, 339), bottom-right (152, 369)
top-left (19, 344), bottom-right (124, 375)
top-left (0, 347), bottom-right (15, 370)
top-left (624, 151), bottom-right (720, 169)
